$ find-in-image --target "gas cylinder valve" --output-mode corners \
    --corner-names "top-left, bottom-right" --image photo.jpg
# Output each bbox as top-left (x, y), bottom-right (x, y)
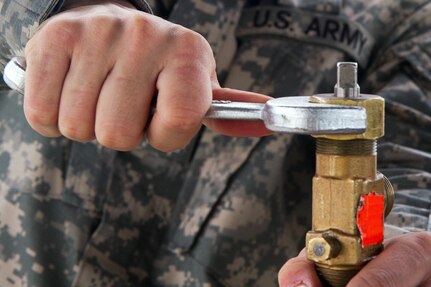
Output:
top-left (306, 62), bottom-right (394, 287)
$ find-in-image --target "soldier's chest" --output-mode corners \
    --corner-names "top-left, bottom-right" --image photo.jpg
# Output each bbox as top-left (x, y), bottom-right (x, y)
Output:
top-left (168, 0), bottom-right (378, 97)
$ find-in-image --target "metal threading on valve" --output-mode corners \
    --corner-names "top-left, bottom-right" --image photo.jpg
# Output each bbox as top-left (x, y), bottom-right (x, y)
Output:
top-left (315, 264), bottom-right (363, 287)
top-left (318, 62), bottom-right (377, 159)
top-left (316, 138), bottom-right (377, 156)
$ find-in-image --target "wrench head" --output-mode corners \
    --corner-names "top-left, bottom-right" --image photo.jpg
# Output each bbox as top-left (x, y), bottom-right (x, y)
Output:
top-left (263, 97), bottom-right (367, 134)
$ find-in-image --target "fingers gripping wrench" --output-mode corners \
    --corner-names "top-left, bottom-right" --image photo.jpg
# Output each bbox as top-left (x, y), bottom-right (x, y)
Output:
top-left (3, 56), bottom-right (366, 135)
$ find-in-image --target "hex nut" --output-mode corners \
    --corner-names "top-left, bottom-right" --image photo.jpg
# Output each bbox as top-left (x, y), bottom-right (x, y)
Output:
top-left (310, 94), bottom-right (385, 140)
top-left (308, 236), bottom-right (341, 261)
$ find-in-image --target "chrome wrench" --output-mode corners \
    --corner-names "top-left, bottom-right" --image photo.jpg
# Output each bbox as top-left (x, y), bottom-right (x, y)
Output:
top-left (3, 57), bottom-right (366, 135)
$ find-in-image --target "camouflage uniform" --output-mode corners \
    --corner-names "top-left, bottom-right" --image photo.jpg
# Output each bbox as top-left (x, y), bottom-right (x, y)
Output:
top-left (0, 0), bottom-right (430, 286)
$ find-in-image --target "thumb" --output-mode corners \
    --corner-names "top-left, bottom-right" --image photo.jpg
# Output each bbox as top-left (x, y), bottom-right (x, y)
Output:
top-left (204, 88), bottom-right (273, 137)
top-left (278, 249), bottom-right (323, 287)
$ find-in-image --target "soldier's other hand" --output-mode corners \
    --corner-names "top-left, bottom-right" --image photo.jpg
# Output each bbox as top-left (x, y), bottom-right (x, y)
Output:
top-left (278, 232), bottom-right (431, 287)
top-left (24, 0), bottom-right (271, 151)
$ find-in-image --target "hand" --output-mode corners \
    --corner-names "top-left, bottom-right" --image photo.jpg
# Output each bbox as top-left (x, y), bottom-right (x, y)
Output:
top-left (278, 232), bottom-right (431, 287)
top-left (24, 0), bottom-right (271, 151)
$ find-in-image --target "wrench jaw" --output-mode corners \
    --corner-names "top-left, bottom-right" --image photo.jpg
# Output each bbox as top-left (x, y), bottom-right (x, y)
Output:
top-left (310, 93), bottom-right (384, 140)
top-left (262, 97), bottom-right (366, 135)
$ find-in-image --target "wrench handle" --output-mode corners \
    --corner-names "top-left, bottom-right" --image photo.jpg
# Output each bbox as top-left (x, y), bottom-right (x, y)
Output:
top-left (3, 57), bottom-right (264, 121)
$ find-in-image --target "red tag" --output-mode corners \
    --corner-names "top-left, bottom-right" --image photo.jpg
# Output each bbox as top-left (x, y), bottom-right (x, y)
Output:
top-left (356, 192), bottom-right (385, 247)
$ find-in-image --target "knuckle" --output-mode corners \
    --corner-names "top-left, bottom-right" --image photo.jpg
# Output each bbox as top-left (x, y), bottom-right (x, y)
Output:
top-left (96, 124), bottom-right (142, 151)
top-left (125, 15), bottom-right (156, 48)
top-left (175, 29), bottom-right (209, 52)
top-left (24, 37), bottom-right (38, 57)
top-left (147, 110), bottom-right (203, 152)
top-left (91, 14), bottom-right (123, 31)
top-left (129, 13), bottom-right (154, 31)
top-left (24, 103), bottom-right (57, 128)
top-left (109, 73), bottom-right (141, 89)
top-left (40, 19), bottom-right (80, 48)
top-left (58, 119), bottom-right (94, 142)
top-left (64, 84), bottom-right (100, 103)
top-left (413, 232), bottom-right (431, 247)
top-left (407, 232), bottom-right (431, 260)
top-left (85, 16), bottom-right (124, 48)
top-left (169, 28), bottom-right (214, 67)
top-left (172, 64), bottom-right (208, 88)
top-left (160, 111), bottom-right (202, 134)
top-left (26, 20), bottom-right (79, 59)
top-left (124, 28), bottom-right (161, 68)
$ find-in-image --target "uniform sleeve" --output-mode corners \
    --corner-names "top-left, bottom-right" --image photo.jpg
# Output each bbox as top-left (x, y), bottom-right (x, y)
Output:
top-left (365, 2), bottom-right (431, 237)
top-left (144, 0), bottom-right (176, 16)
top-left (0, 0), bottom-right (63, 73)
top-left (0, 0), bottom-right (153, 75)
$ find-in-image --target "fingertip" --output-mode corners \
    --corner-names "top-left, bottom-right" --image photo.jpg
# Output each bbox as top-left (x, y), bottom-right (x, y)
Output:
top-left (95, 121), bottom-right (144, 151)
top-left (146, 110), bottom-right (203, 152)
top-left (23, 104), bottom-right (61, 137)
top-left (278, 250), bottom-right (322, 287)
top-left (149, 56), bottom-right (211, 152)
top-left (203, 119), bottom-right (272, 137)
top-left (59, 118), bottom-right (96, 142)
top-left (206, 88), bottom-right (273, 137)
top-left (212, 87), bottom-right (272, 103)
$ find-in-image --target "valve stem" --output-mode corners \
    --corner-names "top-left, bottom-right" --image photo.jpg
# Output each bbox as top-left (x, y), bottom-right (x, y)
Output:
top-left (335, 62), bottom-right (360, 98)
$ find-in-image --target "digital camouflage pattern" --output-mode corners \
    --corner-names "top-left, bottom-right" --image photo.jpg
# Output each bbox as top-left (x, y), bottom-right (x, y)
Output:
top-left (0, 0), bottom-right (430, 286)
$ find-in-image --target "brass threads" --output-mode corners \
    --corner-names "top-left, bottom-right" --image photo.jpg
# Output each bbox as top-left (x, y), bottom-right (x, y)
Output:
top-left (316, 138), bottom-right (377, 156)
top-left (383, 175), bottom-right (394, 217)
top-left (316, 264), bottom-right (362, 287)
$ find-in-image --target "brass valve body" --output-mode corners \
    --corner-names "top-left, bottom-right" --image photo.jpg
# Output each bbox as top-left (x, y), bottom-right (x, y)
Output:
top-left (306, 138), bottom-right (393, 286)
top-left (306, 63), bottom-right (394, 287)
